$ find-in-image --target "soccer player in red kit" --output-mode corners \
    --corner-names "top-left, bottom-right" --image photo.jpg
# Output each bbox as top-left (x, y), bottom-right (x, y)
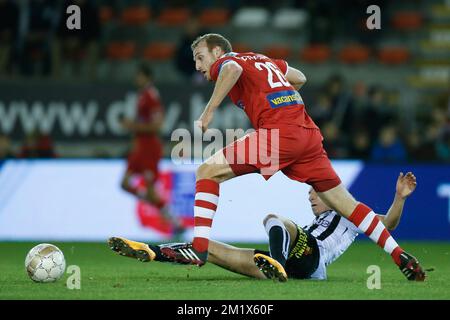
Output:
top-left (161, 34), bottom-right (425, 281)
top-left (121, 64), bottom-right (184, 235)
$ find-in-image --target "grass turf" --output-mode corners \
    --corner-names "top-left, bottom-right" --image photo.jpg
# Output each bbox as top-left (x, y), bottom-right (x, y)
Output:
top-left (0, 241), bottom-right (449, 300)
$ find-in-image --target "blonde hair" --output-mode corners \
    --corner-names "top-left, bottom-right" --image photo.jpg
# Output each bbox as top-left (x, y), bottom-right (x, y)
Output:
top-left (191, 33), bottom-right (232, 53)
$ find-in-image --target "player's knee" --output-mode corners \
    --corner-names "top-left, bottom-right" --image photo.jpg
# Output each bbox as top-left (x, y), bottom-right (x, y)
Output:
top-left (196, 163), bottom-right (228, 182)
top-left (263, 213), bottom-right (279, 226)
top-left (120, 178), bottom-right (129, 191)
top-left (196, 163), bottom-right (214, 180)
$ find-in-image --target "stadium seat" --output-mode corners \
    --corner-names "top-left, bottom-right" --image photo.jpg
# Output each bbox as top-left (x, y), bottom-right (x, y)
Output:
top-left (106, 42), bottom-right (136, 60)
top-left (99, 6), bottom-right (114, 24)
top-left (263, 45), bottom-right (292, 60)
top-left (120, 6), bottom-right (151, 26)
top-left (157, 8), bottom-right (190, 26)
top-left (392, 11), bottom-right (423, 31)
top-left (338, 44), bottom-right (370, 64)
top-left (300, 44), bottom-right (331, 63)
top-left (232, 7), bottom-right (269, 28)
top-left (272, 8), bottom-right (308, 29)
top-left (199, 8), bottom-right (230, 27)
top-left (142, 43), bottom-right (176, 61)
top-left (378, 47), bottom-right (410, 65)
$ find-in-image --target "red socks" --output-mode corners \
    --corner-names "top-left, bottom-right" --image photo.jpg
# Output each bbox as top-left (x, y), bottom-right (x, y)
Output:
top-left (192, 179), bottom-right (220, 252)
top-left (348, 203), bottom-right (404, 265)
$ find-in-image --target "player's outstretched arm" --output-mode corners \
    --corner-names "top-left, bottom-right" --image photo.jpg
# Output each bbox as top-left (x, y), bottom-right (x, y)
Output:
top-left (378, 172), bottom-right (417, 230)
top-left (285, 66), bottom-right (307, 90)
top-left (198, 62), bottom-right (243, 132)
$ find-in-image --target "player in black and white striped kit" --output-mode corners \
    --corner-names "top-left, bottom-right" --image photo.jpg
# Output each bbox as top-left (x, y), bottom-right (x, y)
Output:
top-left (299, 208), bottom-right (360, 280)
top-left (109, 172), bottom-right (424, 281)
top-left (252, 171), bottom-right (420, 281)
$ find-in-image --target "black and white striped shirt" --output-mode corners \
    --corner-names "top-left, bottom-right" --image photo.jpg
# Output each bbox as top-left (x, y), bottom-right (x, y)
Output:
top-left (304, 210), bottom-right (359, 267)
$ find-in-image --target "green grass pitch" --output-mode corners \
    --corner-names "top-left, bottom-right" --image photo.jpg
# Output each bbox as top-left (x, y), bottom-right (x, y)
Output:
top-left (0, 241), bottom-right (449, 300)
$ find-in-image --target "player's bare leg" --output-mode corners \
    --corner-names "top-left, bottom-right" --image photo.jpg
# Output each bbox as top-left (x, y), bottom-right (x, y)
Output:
top-left (196, 149), bottom-right (236, 183)
top-left (318, 184), bottom-right (425, 281)
top-left (111, 237), bottom-right (273, 280)
top-left (160, 240), bottom-right (285, 280)
top-left (121, 170), bottom-right (162, 204)
top-left (142, 173), bottom-right (185, 236)
top-left (121, 170), bottom-right (185, 237)
top-left (207, 240), bottom-right (266, 279)
top-left (120, 171), bottom-right (141, 198)
top-left (161, 216), bottom-right (292, 281)
top-left (162, 150), bottom-right (235, 266)
top-left (316, 184), bottom-right (358, 217)
top-left (195, 240), bottom-right (286, 281)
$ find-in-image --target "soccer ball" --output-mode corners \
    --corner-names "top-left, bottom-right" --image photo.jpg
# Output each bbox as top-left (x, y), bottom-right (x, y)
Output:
top-left (25, 243), bottom-right (66, 283)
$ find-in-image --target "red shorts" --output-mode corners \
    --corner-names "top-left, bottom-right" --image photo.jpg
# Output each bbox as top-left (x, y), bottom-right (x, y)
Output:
top-left (222, 126), bottom-right (341, 192)
top-left (127, 149), bottom-right (161, 181)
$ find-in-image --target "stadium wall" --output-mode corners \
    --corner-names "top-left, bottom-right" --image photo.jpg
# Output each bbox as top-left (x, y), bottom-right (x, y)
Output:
top-left (0, 159), bottom-right (449, 242)
top-left (0, 82), bottom-right (319, 142)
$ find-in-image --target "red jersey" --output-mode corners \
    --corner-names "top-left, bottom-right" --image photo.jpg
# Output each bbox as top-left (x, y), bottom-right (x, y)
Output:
top-left (134, 85), bottom-right (163, 151)
top-left (210, 52), bottom-right (318, 130)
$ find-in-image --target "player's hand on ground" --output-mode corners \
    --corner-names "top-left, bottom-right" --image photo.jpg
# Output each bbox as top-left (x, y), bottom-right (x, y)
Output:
top-left (396, 172), bottom-right (417, 199)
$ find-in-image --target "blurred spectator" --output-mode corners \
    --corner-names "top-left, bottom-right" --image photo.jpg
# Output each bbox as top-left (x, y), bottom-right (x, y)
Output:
top-left (430, 105), bottom-right (448, 128)
top-left (17, 0), bottom-right (58, 76)
top-left (174, 17), bottom-right (207, 82)
top-left (324, 75), bottom-right (354, 137)
top-left (362, 86), bottom-right (392, 142)
top-left (436, 127), bottom-right (450, 162)
top-left (406, 129), bottom-right (437, 162)
top-left (0, 0), bottom-right (19, 76)
top-left (54, 0), bottom-right (101, 79)
top-left (347, 81), bottom-right (368, 132)
top-left (370, 125), bottom-right (407, 162)
top-left (304, 0), bottom-right (335, 43)
top-left (349, 127), bottom-right (371, 160)
top-left (351, 81), bottom-right (368, 111)
top-left (386, 89), bottom-right (401, 113)
top-left (322, 122), bottom-right (348, 158)
top-left (0, 134), bottom-right (14, 159)
top-left (19, 132), bottom-right (56, 158)
top-left (0, 0), bottom-right (445, 164)
top-left (309, 93), bottom-right (332, 128)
